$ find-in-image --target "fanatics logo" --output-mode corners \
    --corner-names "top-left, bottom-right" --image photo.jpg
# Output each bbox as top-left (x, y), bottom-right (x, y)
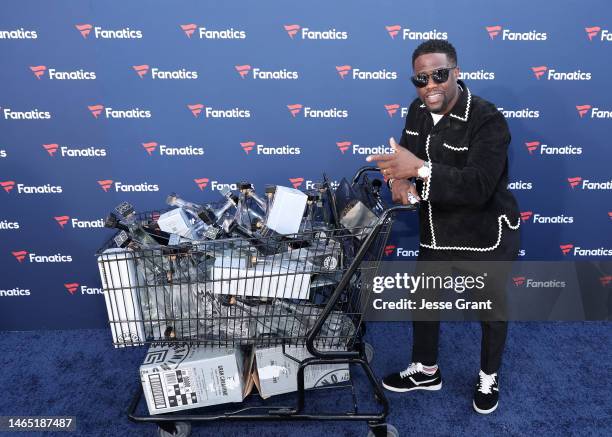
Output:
top-left (235, 65), bottom-right (251, 79)
top-left (180, 24), bottom-right (197, 38)
top-left (600, 276), bottom-right (612, 287)
top-left (525, 141), bottom-right (540, 154)
top-left (384, 245), bottom-right (396, 256)
top-left (385, 25), bottom-right (401, 39)
top-left (29, 65), bottom-right (96, 80)
top-left (239, 141), bottom-right (300, 155)
top-left (54, 216), bottom-right (104, 229)
top-left (142, 142), bottom-right (158, 155)
top-left (284, 24), bottom-right (300, 39)
top-left (30, 65), bottom-right (46, 79)
top-left (336, 65), bottom-right (351, 79)
top-left (12, 250), bottom-right (28, 263)
top-left (485, 25), bottom-right (547, 41)
top-left (385, 104), bottom-right (400, 117)
top-left (486, 25), bottom-right (502, 39)
top-left (133, 65), bottom-right (149, 78)
top-left (0, 181), bottom-right (16, 193)
top-left (43, 144), bottom-right (59, 156)
top-left (385, 25), bottom-right (447, 40)
top-left (524, 140), bottom-right (582, 156)
top-left (87, 104), bottom-right (151, 119)
top-left (575, 104), bottom-right (612, 119)
top-left (283, 24), bottom-right (348, 40)
top-left (532, 66), bottom-right (591, 81)
top-left (54, 216), bottom-right (70, 228)
top-left (234, 64), bottom-right (298, 80)
top-left (64, 282), bottom-right (79, 295)
top-left (287, 104), bottom-right (347, 118)
top-left (75, 24), bottom-right (142, 39)
top-left (289, 177), bottom-right (304, 189)
top-left (531, 66), bottom-right (547, 79)
top-left (560, 244), bottom-right (574, 255)
top-left (43, 143), bottom-right (107, 158)
top-left (585, 26), bottom-right (600, 41)
top-left (336, 141), bottom-right (351, 154)
top-left (88, 104), bottom-right (104, 118)
top-left (512, 276), bottom-right (526, 287)
top-left (194, 178), bottom-right (209, 190)
top-left (287, 104), bottom-right (303, 117)
top-left (132, 65), bottom-right (198, 80)
top-left (11, 250), bottom-right (73, 263)
top-left (187, 103), bottom-right (250, 119)
top-left (75, 24), bottom-right (93, 38)
top-left (187, 104), bottom-right (204, 118)
top-left (0, 180), bottom-right (62, 194)
top-left (179, 23), bottom-right (246, 39)
top-left (567, 177), bottom-right (582, 189)
top-left (583, 26), bottom-right (612, 41)
top-left (97, 180), bottom-right (113, 192)
top-left (521, 212), bottom-right (574, 224)
top-left (335, 65), bottom-right (397, 80)
top-left (576, 105), bottom-right (591, 118)
top-left (240, 142), bottom-right (255, 154)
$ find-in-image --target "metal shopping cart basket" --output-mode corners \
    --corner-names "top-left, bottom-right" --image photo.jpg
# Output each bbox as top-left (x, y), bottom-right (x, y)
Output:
top-left (96, 167), bottom-right (415, 437)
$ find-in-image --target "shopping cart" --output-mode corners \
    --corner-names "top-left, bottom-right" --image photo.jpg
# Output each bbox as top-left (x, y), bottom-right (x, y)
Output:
top-left (96, 167), bottom-right (415, 437)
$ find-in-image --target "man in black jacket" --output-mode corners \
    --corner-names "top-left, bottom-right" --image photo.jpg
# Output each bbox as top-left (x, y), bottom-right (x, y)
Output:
top-left (367, 40), bottom-right (520, 414)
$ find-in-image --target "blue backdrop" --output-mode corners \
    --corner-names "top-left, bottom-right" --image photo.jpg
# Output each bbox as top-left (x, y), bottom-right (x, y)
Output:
top-left (1, 0), bottom-right (611, 330)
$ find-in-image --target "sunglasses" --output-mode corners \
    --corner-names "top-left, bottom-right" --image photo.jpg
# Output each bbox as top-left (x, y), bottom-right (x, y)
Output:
top-left (411, 66), bottom-right (456, 88)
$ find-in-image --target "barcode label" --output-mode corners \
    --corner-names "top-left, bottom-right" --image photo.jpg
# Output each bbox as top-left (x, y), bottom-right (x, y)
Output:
top-left (148, 374), bottom-right (167, 409)
top-left (165, 371), bottom-right (178, 386)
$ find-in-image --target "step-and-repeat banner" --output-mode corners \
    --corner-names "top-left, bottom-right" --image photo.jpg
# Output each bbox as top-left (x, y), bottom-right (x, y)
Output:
top-left (1, 0), bottom-right (611, 330)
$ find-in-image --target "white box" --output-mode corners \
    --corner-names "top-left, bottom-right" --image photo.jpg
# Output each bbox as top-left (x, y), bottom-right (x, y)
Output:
top-left (266, 186), bottom-right (307, 235)
top-left (157, 208), bottom-right (193, 238)
top-left (97, 248), bottom-right (146, 347)
top-left (253, 345), bottom-right (350, 398)
top-left (211, 256), bottom-right (311, 299)
top-left (140, 344), bottom-right (251, 415)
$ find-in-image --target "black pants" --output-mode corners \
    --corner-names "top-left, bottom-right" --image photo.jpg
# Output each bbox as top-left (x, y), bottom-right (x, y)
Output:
top-left (412, 228), bottom-right (520, 374)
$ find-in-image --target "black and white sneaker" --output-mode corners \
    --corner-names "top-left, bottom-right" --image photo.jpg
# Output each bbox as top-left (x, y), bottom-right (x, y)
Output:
top-left (473, 370), bottom-right (499, 414)
top-left (382, 362), bottom-right (442, 392)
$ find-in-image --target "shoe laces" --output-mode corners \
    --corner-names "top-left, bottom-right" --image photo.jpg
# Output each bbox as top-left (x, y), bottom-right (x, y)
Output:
top-left (399, 362), bottom-right (423, 378)
top-left (478, 370), bottom-right (497, 394)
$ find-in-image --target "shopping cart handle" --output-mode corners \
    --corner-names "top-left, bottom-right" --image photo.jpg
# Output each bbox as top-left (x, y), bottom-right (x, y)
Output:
top-left (378, 204), bottom-right (417, 222)
top-left (351, 166), bottom-right (381, 185)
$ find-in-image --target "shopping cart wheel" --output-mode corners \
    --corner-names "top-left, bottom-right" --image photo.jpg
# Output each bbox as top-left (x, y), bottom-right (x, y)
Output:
top-left (157, 421), bottom-right (191, 437)
top-left (364, 342), bottom-right (375, 364)
top-left (367, 423), bottom-right (399, 437)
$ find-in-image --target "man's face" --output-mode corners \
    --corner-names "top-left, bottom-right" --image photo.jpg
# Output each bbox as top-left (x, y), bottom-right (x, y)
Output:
top-left (413, 53), bottom-right (460, 114)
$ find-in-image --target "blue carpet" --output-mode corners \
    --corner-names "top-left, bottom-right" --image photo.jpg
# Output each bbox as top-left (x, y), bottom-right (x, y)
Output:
top-left (1, 322), bottom-right (610, 436)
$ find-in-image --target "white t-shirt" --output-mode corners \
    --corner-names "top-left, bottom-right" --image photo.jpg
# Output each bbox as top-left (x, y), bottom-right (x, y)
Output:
top-left (431, 113), bottom-right (444, 125)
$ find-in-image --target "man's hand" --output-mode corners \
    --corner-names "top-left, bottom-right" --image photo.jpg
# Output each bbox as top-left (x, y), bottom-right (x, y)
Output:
top-left (367, 137), bottom-right (424, 179)
top-left (391, 179), bottom-right (420, 205)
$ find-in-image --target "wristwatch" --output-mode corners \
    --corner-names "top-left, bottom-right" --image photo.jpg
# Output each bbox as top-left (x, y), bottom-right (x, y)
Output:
top-left (417, 161), bottom-right (431, 179)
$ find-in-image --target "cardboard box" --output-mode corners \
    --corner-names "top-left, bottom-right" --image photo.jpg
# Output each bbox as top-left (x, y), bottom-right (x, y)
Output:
top-left (97, 248), bottom-right (146, 347)
top-left (157, 208), bottom-right (193, 238)
top-left (266, 186), bottom-right (308, 235)
top-left (211, 256), bottom-right (311, 299)
top-left (253, 345), bottom-right (350, 398)
top-left (140, 344), bottom-right (252, 415)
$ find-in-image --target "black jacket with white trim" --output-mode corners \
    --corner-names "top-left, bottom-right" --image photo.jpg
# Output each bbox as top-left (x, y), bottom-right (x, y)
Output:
top-left (399, 80), bottom-right (520, 252)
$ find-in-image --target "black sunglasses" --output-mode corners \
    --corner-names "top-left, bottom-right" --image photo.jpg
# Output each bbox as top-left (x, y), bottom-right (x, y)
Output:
top-left (411, 66), bottom-right (456, 88)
